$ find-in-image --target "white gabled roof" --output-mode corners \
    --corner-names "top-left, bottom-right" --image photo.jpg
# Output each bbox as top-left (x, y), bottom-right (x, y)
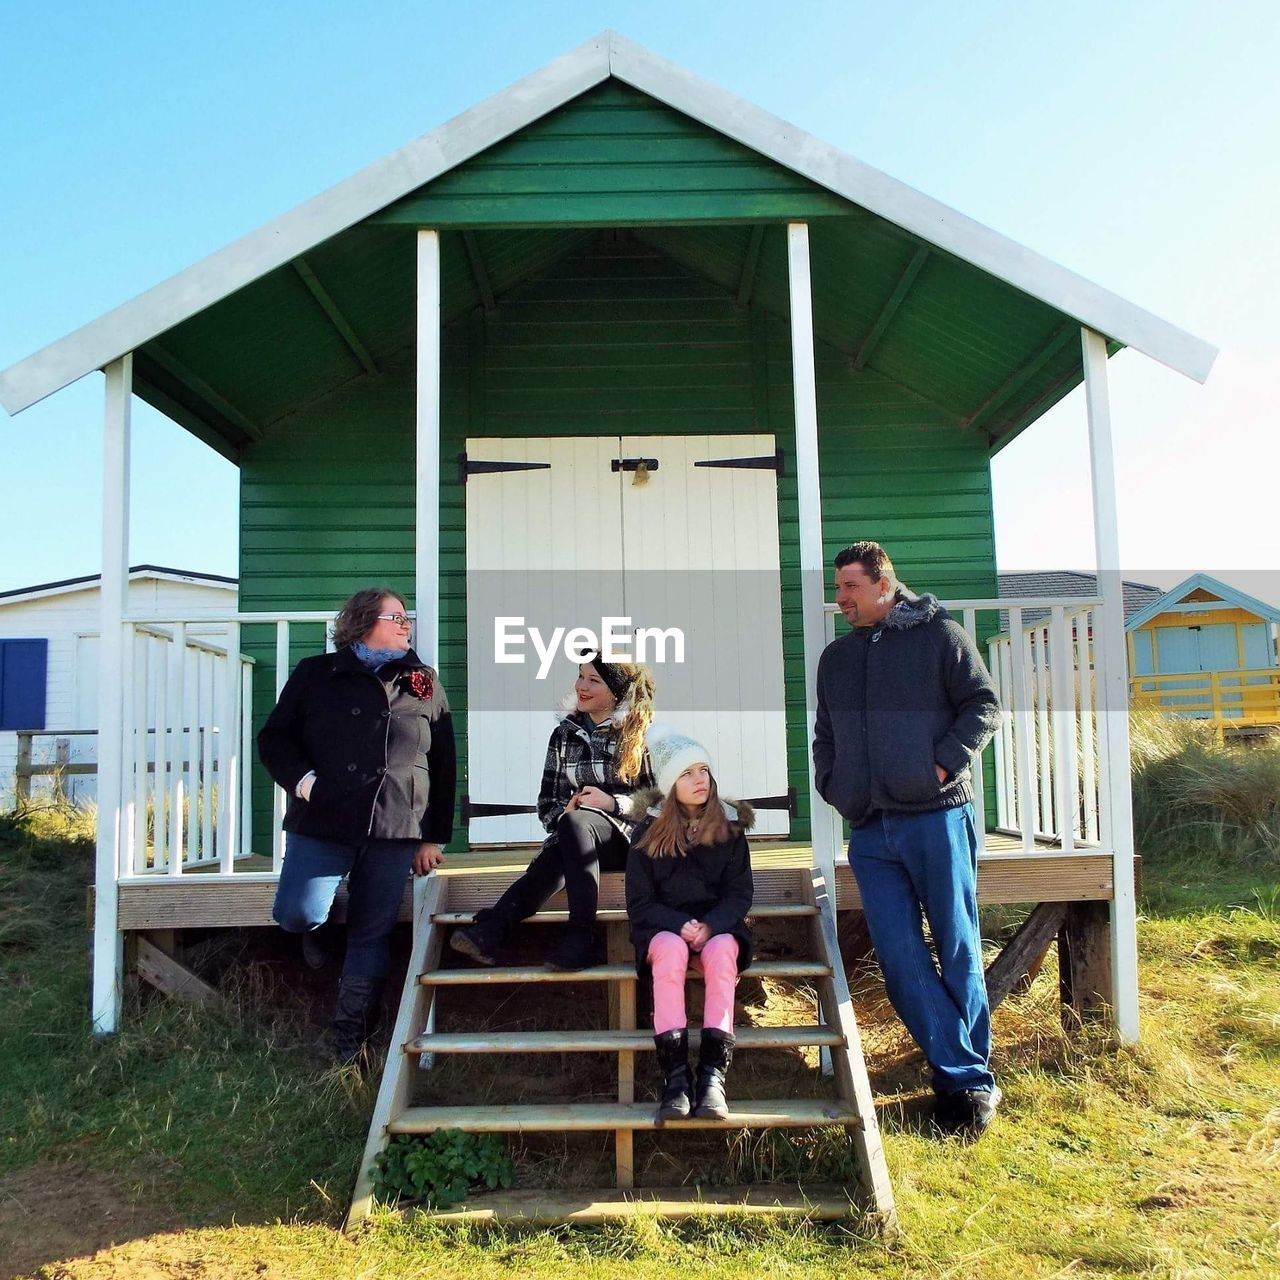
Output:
top-left (0, 566), bottom-right (237, 607)
top-left (0, 31), bottom-right (1216, 417)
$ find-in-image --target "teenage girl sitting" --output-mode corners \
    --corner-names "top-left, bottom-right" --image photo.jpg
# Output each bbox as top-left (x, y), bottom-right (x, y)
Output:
top-left (625, 729), bottom-right (754, 1120)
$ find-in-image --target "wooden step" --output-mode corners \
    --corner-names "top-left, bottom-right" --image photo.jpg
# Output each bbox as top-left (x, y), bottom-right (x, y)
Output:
top-left (405, 1024), bottom-right (843, 1055)
top-left (432, 903), bottom-right (818, 926)
top-left (389, 1098), bottom-right (859, 1134)
top-left (416, 1184), bottom-right (859, 1225)
top-left (419, 959), bottom-right (832, 986)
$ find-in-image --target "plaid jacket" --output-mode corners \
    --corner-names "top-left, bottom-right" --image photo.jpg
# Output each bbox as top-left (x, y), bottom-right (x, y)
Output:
top-left (537, 710), bottom-right (656, 841)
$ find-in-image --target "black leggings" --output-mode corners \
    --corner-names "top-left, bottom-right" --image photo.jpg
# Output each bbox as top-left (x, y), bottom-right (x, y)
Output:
top-left (484, 809), bottom-right (630, 928)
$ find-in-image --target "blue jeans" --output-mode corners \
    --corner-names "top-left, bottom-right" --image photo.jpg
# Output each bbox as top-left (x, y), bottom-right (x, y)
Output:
top-left (272, 832), bottom-right (417, 981)
top-left (847, 804), bottom-right (995, 1095)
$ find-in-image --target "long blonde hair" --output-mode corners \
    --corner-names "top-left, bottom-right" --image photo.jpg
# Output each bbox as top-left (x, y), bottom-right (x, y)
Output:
top-left (635, 774), bottom-right (731, 859)
top-left (612, 664), bottom-right (656, 784)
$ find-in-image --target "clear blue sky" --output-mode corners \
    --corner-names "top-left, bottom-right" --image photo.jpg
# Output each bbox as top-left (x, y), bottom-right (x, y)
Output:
top-left (2, 1), bottom-right (1277, 599)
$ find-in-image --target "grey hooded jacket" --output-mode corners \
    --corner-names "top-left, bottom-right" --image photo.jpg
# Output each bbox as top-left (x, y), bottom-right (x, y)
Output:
top-left (812, 588), bottom-right (1002, 826)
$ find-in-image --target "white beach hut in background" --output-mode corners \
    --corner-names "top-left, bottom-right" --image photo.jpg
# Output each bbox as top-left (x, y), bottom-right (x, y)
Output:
top-left (0, 566), bottom-right (237, 805)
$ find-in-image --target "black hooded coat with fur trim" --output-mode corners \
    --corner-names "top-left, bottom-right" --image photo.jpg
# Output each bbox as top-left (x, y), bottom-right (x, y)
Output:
top-left (813, 586), bottom-right (1001, 827)
top-left (625, 794), bottom-right (755, 977)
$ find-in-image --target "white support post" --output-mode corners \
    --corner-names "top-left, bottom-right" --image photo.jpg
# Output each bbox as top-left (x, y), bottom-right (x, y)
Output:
top-left (1076, 611), bottom-right (1099, 843)
top-left (786, 223), bottom-right (836, 888)
top-left (92, 355), bottom-right (131, 1034)
top-left (1033, 626), bottom-right (1053, 835)
top-left (130, 634), bottom-right (148, 873)
top-left (962, 609), bottom-right (987, 842)
top-left (168, 623), bottom-right (187, 875)
top-left (1082, 327), bottom-right (1140, 1042)
top-left (217, 622), bottom-right (242, 873)
top-left (240, 659), bottom-right (254, 858)
top-left (200, 652), bottom-right (215, 862)
top-left (273, 621), bottom-right (290, 873)
top-left (1007, 607), bottom-right (1037, 852)
top-left (989, 639), bottom-right (1009, 828)
top-left (1049, 606), bottom-right (1077, 853)
top-left (154, 633), bottom-right (169, 864)
top-left (415, 228), bottom-right (441, 666)
top-left (414, 227), bottom-right (443, 1057)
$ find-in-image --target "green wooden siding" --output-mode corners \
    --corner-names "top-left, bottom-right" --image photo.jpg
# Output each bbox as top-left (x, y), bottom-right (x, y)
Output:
top-left (240, 236), bottom-right (996, 855)
top-left (375, 82), bottom-right (852, 229)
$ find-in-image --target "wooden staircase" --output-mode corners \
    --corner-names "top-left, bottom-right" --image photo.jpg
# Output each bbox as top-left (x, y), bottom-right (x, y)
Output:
top-left (345, 860), bottom-right (895, 1228)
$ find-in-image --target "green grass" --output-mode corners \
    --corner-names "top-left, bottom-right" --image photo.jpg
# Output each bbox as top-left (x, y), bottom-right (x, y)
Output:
top-left (1, 785), bottom-right (1278, 1278)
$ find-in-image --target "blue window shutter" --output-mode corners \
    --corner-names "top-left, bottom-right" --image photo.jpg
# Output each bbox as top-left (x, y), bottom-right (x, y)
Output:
top-left (0, 639), bottom-right (49, 730)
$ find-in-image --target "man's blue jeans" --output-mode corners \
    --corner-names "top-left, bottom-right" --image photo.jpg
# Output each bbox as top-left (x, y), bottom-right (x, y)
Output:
top-left (847, 803), bottom-right (995, 1095)
top-left (272, 833), bottom-right (417, 981)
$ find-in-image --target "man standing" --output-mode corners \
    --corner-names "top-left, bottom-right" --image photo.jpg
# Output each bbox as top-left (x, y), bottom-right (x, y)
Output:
top-left (813, 541), bottom-right (1003, 1137)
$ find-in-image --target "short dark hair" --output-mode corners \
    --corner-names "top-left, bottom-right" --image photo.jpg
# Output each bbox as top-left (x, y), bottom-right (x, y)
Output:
top-left (332, 586), bottom-right (407, 649)
top-left (834, 540), bottom-right (895, 582)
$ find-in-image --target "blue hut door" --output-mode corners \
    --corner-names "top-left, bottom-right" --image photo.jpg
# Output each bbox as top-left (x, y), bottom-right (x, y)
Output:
top-left (1153, 623), bottom-right (1242, 718)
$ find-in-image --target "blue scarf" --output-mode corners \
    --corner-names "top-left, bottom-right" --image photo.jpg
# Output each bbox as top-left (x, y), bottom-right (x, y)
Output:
top-left (352, 641), bottom-right (407, 672)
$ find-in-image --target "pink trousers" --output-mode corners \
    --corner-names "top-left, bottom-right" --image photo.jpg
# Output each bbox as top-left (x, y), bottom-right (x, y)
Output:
top-left (647, 930), bottom-right (740, 1036)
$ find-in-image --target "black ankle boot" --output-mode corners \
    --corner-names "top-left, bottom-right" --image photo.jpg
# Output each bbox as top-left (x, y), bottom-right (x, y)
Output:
top-left (449, 911), bottom-right (509, 966)
top-left (323, 975), bottom-right (384, 1067)
top-left (545, 924), bottom-right (599, 971)
top-left (693, 1027), bottom-right (735, 1120)
top-left (653, 1029), bottom-right (692, 1121)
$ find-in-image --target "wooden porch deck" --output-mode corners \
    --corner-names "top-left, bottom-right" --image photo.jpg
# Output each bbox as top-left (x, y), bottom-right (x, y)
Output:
top-left (113, 834), bottom-right (1114, 931)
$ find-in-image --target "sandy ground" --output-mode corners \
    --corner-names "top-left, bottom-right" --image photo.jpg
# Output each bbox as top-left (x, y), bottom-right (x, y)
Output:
top-left (0, 1158), bottom-right (191, 1279)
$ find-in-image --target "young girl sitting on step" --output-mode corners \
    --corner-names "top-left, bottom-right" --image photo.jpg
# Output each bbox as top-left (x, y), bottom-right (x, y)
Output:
top-left (625, 729), bottom-right (754, 1121)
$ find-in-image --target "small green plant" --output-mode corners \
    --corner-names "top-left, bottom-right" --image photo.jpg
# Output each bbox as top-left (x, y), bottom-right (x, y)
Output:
top-left (370, 1130), bottom-right (514, 1209)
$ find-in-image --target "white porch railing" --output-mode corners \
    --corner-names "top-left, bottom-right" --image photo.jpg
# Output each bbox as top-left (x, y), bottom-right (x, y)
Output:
top-left (823, 596), bottom-right (1115, 857)
top-left (117, 597), bottom-right (1116, 883)
top-left (117, 611), bottom-right (340, 880)
top-left (985, 601), bottom-right (1107, 853)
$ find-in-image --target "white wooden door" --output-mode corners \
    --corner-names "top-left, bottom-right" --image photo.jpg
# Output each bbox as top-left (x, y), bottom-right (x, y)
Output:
top-left (617, 435), bottom-right (789, 836)
top-left (465, 438), bottom-right (626, 844)
top-left (465, 435), bottom-right (789, 844)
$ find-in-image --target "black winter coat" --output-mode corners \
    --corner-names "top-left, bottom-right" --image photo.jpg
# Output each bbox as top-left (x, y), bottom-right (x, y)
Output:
top-left (257, 646), bottom-right (456, 845)
top-left (625, 795), bottom-right (755, 977)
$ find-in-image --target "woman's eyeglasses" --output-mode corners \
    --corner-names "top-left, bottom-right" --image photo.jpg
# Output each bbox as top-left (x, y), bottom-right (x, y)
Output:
top-left (377, 613), bottom-right (411, 627)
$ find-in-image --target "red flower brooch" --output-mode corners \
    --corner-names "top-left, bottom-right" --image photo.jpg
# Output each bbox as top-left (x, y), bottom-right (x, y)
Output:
top-left (402, 669), bottom-right (434, 701)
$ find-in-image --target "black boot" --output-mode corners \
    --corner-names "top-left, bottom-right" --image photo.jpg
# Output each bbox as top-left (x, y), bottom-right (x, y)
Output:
top-left (449, 910), bottom-right (510, 967)
top-left (322, 975), bottom-right (384, 1067)
top-left (545, 924), bottom-right (600, 971)
top-left (693, 1027), bottom-right (735, 1120)
top-left (300, 920), bottom-right (336, 971)
top-left (653, 1029), bottom-right (692, 1122)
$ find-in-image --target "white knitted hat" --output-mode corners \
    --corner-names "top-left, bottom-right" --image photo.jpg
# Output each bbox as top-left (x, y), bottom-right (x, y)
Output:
top-left (646, 725), bottom-right (714, 796)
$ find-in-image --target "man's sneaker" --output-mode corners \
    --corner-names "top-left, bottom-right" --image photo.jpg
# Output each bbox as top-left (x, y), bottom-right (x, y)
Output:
top-left (934, 1085), bottom-right (1002, 1139)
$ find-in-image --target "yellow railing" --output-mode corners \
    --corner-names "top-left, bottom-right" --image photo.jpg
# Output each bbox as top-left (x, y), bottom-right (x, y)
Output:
top-left (1129, 668), bottom-right (1280, 730)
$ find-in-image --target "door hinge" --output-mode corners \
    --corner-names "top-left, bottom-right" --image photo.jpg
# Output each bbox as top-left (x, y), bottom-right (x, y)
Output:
top-left (740, 787), bottom-right (797, 817)
top-left (695, 449), bottom-right (784, 475)
top-left (460, 795), bottom-right (540, 826)
top-left (459, 451), bottom-right (552, 483)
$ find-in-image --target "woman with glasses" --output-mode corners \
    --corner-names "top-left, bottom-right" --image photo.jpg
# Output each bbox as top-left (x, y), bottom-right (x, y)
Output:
top-left (259, 586), bottom-right (455, 1066)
